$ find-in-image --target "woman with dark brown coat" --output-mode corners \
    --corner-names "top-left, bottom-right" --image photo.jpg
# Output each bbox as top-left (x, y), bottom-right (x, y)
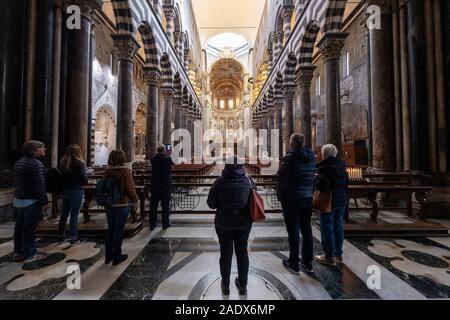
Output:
top-left (104, 150), bottom-right (139, 266)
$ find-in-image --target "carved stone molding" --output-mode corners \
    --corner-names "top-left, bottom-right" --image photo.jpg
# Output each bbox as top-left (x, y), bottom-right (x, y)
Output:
top-left (112, 34), bottom-right (140, 62)
top-left (317, 32), bottom-right (349, 62)
top-left (295, 65), bottom-right (316, 88)
top-left (63, 0), bottom-right (102, 21)
top-left (283, 86), bottom-right (296, 99)
top-left (143, 67), bottom-right (161, 87)
top-left (161, 88), bottom-right (175, 98)
top-left (163, 8), bottom-right (176, 20)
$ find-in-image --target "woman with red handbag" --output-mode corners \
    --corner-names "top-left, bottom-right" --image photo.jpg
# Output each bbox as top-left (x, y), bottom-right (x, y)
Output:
top-left (207, 157), bottom-right (256, 296)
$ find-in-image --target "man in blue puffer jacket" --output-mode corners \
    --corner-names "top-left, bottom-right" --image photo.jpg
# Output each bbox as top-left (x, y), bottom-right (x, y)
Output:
top-left (13, 141), bottom-right (50, 262)
top-left (277, 133), bottom-right (316, 274)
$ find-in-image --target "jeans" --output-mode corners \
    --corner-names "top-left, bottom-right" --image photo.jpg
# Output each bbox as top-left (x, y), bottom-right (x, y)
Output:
top-left (59, 188), bottom-right (84, 239)
top-left (216, 227), bottom-right (251, 288)
top-left (319, 206), bottom-right (346, 259)
top-left (105, 206), bottom-right (130, 261)
top-left (14, 202), bottom-right (42, 259)
top-left (282, 198), bottom-right (314, 268)
top-left (150, 192), bottom-right (171, 228)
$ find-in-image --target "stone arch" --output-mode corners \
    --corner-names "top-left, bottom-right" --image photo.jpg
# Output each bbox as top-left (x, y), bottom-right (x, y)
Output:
top-left (322, 0), bottom-right (347, 33)
top-left (137, 22), bottom-right (160, 69)
top-left (111, 0), bottom-right (134, 35)
top-left (174, 4), bottom-right (182, 32)
top-left (298, 20), bottom-right (321, 66)
top-left (274, 72), bottom-right (284, 101)
top-left (173, 73), bottom-right (182, 99)
top-left (160, 53), bottom-right (173, 89)
top-left (275, 6), bottom-right (284, 32)
top-left (284, 53), bottom-right (297, 87)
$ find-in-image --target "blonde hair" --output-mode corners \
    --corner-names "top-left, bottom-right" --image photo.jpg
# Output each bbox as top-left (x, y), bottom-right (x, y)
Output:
top-left (61, 144), bottom-right (83, 171)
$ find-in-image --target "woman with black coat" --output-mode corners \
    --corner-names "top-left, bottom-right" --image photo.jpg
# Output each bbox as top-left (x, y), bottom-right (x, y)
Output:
top-left (314, 144), bottom-right (349, 266)
top-left (207, 158), bottom-right (256, 296)
top-left (58, 145), bottom-right (88, 244)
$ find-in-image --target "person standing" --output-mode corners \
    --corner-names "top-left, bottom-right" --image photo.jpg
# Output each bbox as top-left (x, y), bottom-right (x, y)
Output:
top-left (149, 145), bottom-right (174, 230)
top-left (58, 145), bottom-right (88, 244)
top-left (207, 158), bottom-right (256, 296)
top-left (12, 141), bottom-right (50, 262)
top-left (315, 144), bottom-right (349, 266)
top-left (277, 133), bottom-right (316, 274)
top-left (104, 150), bottom-right (139, 266)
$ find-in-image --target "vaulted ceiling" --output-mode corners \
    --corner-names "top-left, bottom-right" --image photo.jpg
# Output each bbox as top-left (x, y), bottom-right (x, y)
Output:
top-left (191, 0), bottom-right (267, 48)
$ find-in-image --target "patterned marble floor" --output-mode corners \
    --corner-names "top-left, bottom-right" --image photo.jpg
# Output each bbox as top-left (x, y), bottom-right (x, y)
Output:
top-left (0, 214), bottom-right (449, 300)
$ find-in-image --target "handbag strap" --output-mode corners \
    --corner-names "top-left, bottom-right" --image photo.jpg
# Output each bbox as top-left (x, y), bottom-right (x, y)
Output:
top-left (246, 175), bottom-right (254, 190)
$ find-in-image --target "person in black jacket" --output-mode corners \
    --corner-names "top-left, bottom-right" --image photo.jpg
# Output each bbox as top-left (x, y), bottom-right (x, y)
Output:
top-left (277, 133), bottom-right (316, 274)
top-left (207, 157), bottom-right (256, 296)
top-left (12, 141), bottom-right (50, 262)
top-left (58, 145), bottom-right (88, 244)
top-left (315, 144), bottom-right (349, 266)
top-left (149, 145), bottom-right (174, 230)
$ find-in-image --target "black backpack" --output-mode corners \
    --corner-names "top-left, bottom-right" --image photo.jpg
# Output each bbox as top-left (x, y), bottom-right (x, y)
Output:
top-left (95, 177), bottom-right (122, 207)
top-left (46, 168), bottom-right (63, 193)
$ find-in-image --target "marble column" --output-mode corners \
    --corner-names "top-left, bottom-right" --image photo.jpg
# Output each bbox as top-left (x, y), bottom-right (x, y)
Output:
top-left (51, 0), bottom-right (62, 168)
top-left (399, 0), bottom-right (411, 170)
top-left (144, 68), bottom-right (161, 159)
top-left (162, 88), bottom-right (175, 145)
top-left (282, 7), bottom-right (293, 44)
top-left (424, 0), bottom-right (438, 171)
top-left (406, 0), bottom-right (428, 171)
top-left (433, 0), bottom-right (448, 172)
top-left (64, 0), bottom-right (102, 160)
top-left (25, 0), bottom-right (37, 141)
top-left (173, 95), bottom-right (183, 130)
top-left (113, 34), bottom-right (140, 163)
top-left (368, 1), bottom-right (396, 171)
top-left (317, 32), bottom-right (348, 156)
top-left (282, 86), bottom-right (295, 154)
top-left (274, 99), bottom-right (284, 158)
top-left (164, 7), bottom-right (176, 45)
top-left (0, 0), bottom-right (27, 168)
top-left (296, 65), bottom-right (316, 149)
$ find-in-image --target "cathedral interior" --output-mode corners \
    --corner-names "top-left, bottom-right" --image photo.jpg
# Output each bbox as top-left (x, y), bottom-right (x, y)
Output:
top-left (1, 0), bottom-right (450, 301)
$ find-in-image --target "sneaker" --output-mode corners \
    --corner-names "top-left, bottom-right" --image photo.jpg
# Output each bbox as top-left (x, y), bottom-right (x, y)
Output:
top-left (112, 254), bottom-right (128, 266)
top-left (24, 251), bottom-right (48, 263)
top-left (221, 281), bottom-right (230, 296)
top-left (58, 235), bottom-right (67, 242)
top-left (150, 225), bottom-right (157, 231)
top-left (162, 224), bottom-right (171, 230)
top-left (300, 262), bottom-right (314, 274)
top-left (314, 254), bottom-right (336, 266)
top-left (335, 256), bottom-right (344, 264)
top-left (235, 277), bottom-right (247, 296)
top-left (282, 259), bottom-right (300, 275)
top-left (12, 253), bottom-right (24, 263)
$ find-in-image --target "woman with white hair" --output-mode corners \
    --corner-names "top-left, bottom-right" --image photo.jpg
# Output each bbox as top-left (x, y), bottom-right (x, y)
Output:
top-left (314, 144), bottom-right (349, 266)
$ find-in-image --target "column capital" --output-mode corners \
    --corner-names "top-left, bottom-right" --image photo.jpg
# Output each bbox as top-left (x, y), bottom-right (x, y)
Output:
top-left (317, 32), bottom-right (349, 62)
top-left (281, 7), bottom-right (293, 20)
top-left (63, 0), bottom-right (103, 20)
top-left (283, 86), bottom-right (296, 98)
top-left (163, 7), bottom-right (176, 20)
top-left (368, 0), bottom-right (393, 11)
top-left (273, 31), bottom-right (284, 42)
top-left (161, 88), bottom-right (175, 98)
top-left (295, 65), bottom-right (316, 88)
top-left (112, 34), bottom-right (140, 62)
top-left (143, 67), bottom-right (161, 86)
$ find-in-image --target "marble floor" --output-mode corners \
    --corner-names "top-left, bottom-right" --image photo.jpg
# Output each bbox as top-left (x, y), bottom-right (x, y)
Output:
top-left (0, 214), bottom-right (449, 300)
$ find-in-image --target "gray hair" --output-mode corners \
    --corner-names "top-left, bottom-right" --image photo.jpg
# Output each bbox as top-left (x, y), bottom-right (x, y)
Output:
top-left (290, 133), bottom-right (305, 149)
top-left (321, 144), bottom-right (338, 159)
top-left (22, 140), bottom-right (45, 156)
